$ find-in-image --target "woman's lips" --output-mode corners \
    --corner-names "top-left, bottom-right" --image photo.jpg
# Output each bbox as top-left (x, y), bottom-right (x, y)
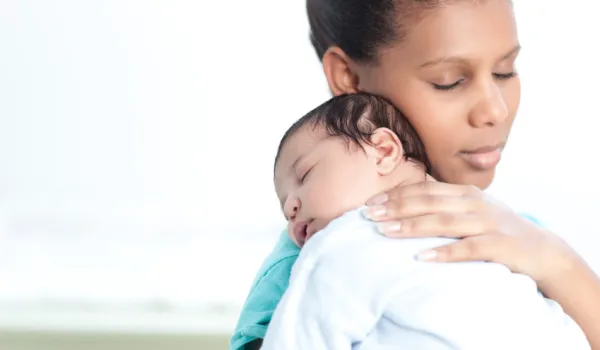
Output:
top-left (459, 145), bottom-right (503, 171)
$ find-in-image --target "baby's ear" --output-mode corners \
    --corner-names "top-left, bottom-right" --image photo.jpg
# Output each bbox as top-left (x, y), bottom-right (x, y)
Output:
top-left (365, 128), bottom-right (405, 175)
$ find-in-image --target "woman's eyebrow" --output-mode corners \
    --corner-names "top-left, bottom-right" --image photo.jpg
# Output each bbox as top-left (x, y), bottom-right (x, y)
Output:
top-left (499, 44), bottom-right (521, 60)
top-left (419, 44), bottom-right (522, 68)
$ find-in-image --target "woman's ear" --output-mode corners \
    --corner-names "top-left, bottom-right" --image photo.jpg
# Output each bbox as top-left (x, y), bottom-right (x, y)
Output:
top-left (322, 47), bottom-right (359, 96)
top-left (365, 128), bottom-right (406, 175)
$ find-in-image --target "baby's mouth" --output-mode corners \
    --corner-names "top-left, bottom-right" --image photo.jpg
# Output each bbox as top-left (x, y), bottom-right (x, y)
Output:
top-left (293, 220), bottom-right (311, 246)
top-left (304, 224), bottom-right (316, 242)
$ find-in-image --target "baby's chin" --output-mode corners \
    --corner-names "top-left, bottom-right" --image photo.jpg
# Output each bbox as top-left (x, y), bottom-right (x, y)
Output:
top-left (301, 206), bottom-right (366, 246)
top-left (307, 219), bottom-right (327, 239)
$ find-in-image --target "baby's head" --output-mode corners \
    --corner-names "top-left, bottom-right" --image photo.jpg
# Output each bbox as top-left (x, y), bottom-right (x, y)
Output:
top-left (274, 93), bottom-right (430, 247)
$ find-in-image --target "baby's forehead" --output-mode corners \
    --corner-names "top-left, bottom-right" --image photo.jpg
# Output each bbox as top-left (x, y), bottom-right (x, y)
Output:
top-left (276, 127), bottom-right (317, 171)
top-left (274, 126), bottom-right (329, 179)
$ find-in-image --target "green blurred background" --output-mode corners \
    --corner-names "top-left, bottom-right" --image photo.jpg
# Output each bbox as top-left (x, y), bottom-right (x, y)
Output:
top-left (0, 332), bottom-right (230, 350)
top-left (0, 304), bottom-right (236, 350)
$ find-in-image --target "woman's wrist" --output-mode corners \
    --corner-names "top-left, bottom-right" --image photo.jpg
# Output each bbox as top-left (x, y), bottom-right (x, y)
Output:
top-left (536, 243), bottom-right (587, 294)
top-left (537, 250), bottom-right (600, 349)
top-left (532, 229), bottom-right (582, 289)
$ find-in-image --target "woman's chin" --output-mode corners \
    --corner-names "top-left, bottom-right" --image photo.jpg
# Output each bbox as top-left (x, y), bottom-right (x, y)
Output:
top-left (465, 169), bottom-right (496, 190)
top-left (441, 169), bottom-right (496, 190)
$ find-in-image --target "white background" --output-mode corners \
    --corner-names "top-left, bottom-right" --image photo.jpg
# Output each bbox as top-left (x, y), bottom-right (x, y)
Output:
top-left (0, 0), bottom-right (599, 333)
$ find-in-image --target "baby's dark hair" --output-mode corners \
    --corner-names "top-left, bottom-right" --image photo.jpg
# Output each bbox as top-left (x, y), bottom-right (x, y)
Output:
top-left (275, 93), bottom-right (431, 173)
top-left (307, 0), bottom-right (485, 63)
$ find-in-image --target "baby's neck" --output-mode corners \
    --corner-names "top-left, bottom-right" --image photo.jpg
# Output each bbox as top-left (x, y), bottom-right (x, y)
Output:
top-left (380, 161), bottom-right (434, 193)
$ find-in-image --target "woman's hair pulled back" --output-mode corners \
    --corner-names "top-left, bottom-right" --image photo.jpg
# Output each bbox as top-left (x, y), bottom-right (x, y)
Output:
top-left (307, 0), bottom-right (447, 63)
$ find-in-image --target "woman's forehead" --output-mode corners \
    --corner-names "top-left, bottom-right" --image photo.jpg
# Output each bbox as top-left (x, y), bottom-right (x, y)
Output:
top-left (381, 0), bottom-right (518, 67)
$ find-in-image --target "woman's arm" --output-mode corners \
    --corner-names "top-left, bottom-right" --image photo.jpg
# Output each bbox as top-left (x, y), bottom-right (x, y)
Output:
top-left (539, 255), bottom-right (600, 350)
top-left (263, 208), bottom-right (590, 349)
top-left (363, 181), bottom-right (600, 347)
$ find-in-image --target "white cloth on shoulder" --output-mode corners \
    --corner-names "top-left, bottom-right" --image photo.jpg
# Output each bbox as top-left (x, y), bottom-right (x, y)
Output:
top-left (262, 207), bottom-right (589, 350)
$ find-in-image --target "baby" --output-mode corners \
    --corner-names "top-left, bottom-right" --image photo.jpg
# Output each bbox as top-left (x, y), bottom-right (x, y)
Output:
top-left (263, 93), bottom-right (589, 349)
top-left (274, 92), bottom-right (431, 248)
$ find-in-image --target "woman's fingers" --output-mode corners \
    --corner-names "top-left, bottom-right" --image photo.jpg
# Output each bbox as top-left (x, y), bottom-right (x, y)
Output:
top-left (367, 181), bottom-right (481, 206)
top-left (376, 212), bottom-right (494, 237)
top-left (363, 195), bottom-right (484, 222)
top-left (416, 235), bottom-right (504, 263)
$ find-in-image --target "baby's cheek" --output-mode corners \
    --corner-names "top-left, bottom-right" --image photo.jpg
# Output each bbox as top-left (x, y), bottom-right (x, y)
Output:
top-left (305, 186), bottom-right (336, 215)
top-left (304, 182), bottom-right (345, 218)
top-left (327, 183), bottom-right (365, 216)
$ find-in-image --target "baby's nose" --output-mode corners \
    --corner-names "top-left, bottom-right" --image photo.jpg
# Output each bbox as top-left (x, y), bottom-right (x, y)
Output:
top-left (284, 196), bottom-right (301, 220)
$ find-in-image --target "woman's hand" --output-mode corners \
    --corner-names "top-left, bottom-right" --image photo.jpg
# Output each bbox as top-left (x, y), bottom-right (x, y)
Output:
top-left (362, 181), bottom-right (579, 286)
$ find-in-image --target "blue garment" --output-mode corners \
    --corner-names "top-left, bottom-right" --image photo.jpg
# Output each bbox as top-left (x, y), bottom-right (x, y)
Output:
top-left (229, 214), bottom-right (542, 350)
top-left (230, 230), bottom-right (300, 350)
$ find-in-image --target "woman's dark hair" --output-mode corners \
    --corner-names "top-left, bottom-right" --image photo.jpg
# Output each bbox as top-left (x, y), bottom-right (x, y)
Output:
top-left (307, 0), bottom-right (442, 62)
top-left (275, 92), bottom-right (431, 173)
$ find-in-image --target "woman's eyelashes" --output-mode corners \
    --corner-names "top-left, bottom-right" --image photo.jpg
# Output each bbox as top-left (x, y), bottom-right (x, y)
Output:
top-left (432, 71), bottom-right (517, 91)
top-left (432, 79), bottom-right (464, 91)
top-left (493, 71), bottom-right (517, 80)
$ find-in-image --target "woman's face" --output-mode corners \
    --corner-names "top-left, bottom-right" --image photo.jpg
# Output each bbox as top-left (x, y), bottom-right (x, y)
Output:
top-left (327, 0), bottom-right (520, 189)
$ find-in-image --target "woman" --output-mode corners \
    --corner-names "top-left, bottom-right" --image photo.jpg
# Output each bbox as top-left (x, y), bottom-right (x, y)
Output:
top-left (231, 0), bottom-right (600, 349)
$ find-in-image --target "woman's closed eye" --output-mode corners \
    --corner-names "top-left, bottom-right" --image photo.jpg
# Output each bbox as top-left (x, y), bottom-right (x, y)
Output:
top-left (432, 71), bottom-right (518, 91)
top-left (432, 79), bottom-right (464, 91)
top-left (493, 71), bottom-right (517, 80)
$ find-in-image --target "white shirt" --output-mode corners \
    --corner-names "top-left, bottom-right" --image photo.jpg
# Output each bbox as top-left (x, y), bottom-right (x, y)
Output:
top-left (262, 208), bottom-right (589, 350)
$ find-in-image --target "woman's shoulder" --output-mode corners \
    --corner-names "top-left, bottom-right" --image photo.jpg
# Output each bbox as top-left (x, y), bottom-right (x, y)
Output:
top-left (246, 230), bottom-right (299, 291)
top-left (520, 213), bottom-right (543, 226)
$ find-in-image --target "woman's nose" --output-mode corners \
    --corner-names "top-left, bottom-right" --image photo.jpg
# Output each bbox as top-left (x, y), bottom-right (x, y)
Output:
top-left (468, 81), bottom-right (509, 128)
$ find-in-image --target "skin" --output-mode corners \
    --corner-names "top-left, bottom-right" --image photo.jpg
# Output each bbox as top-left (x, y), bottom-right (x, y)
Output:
top-left (320, 0), bottom-right (600, 348)
top-left (325, 0), bottom-right (520, 189)
top-left (247, 1), bottom-right (600, 348)
top-left (274, 125), bottom-right (426, 247)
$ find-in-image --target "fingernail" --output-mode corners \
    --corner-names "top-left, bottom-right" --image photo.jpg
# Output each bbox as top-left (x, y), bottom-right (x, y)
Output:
top-left (362, 205), bottom-right (387, 220)
top-left (377, 222), bottom-right (402, 235)
top-left (416, 250), bottom-right (438, 261)
top-left (366, 193), bottom-right (388, 206)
